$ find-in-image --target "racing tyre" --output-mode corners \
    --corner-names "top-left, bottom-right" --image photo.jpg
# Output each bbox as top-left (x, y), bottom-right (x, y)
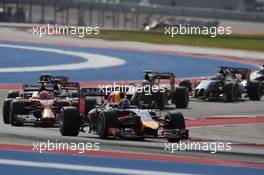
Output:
top-left (164, 112), bottom-right (186, 143)
top-left (174, 87), bottom-right (189, 108)
top-left (84, 98), bottom-right (97, 115)
top-left (179, 80), bottom-right (192, 92)
top-left (9, 101), bottom-right (26, 126)
top-left (97, 111), bottom-right (118, 139)
top-left (247, 81), bottom-right (262, 101)
top-left (59, 107), bottom-right (80, 136)
top-left (3, 99), bottom-right (12, 124)
top-left (7, 91), bottom-right (20, 98)
top-left (223, 83), bottom-right (236, 102)
top-left (155, 91), bottom-right (165, 110)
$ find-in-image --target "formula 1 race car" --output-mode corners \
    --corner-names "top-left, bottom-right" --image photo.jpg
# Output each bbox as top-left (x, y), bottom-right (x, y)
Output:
top-left (59, 88), bottom-right (189, 143)
top-left (38, 74), bottom-right (80, 105)
top-left (250, 68), bottom-right (264, 92)
top-left (2, 82), bottom-right (75, 126)
top-left (128, 71), bottom-right (190, 109)
top-left (194, 66), bottom-right (263, 101)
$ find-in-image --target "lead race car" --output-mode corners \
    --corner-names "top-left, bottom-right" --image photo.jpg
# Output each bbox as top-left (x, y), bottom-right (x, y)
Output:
top-left (59, 88), bottom-right (189, 142)
top-left (194, 66), bottom-right (263, 101)
top-left (2, 82), bottom-right (74, 126)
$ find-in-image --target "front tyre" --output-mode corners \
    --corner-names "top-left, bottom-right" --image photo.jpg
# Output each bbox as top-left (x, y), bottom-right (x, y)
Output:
top-left (97, 111), bottom-right (117, 139)
top-left (174, 87), bottom-right (189, 108)
top-left (179, 80), bottom-right (192, 92)
top-left (247, 81), bottom-right (262, 101)
top-left (3, 99), bottom-right (12, 124)
top-left (9, 100), bottom-right (26, 126)
top-left (164, 112), bottom-right (186, 143)
top-left (223, 83), bottom-right (236, 102)
top-left (59, 107), bottom-right (80, 136)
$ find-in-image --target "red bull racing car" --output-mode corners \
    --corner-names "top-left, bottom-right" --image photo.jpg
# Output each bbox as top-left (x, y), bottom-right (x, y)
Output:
top-left (59, 88), bottom-right (189, 142)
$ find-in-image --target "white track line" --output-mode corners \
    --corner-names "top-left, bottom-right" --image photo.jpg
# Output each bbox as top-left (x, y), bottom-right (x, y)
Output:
top-left (0, 44), bottom-right (125, 72)
top-left (0, 159), bottom-right (194, 175)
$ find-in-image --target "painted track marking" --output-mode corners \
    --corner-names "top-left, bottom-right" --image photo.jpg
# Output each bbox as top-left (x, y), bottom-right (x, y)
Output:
top-left (0, 158), bottom-right (192, 175)
top-left (0, 44), bottom-right (125, 72)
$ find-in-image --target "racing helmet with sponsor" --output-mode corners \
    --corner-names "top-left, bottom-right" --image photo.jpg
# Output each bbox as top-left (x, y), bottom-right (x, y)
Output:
top-left (235, 73), bottom-right (242, 81)
top-left (118, 92), bottom-right (130, 109)
top-left (39, 81), bottom-right (46, 92)
top-left (214, 73), bottom-right (224, 80)
top-left (107, 91), bottom-right (121, 106)
top-left (39, 91), bottom-right (50, 100)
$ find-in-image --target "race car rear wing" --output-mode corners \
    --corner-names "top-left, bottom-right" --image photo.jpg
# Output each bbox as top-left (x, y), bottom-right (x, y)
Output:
top-left (144, 71), bottom-right (175, 89)
top-left (50, 76), bottom-right (69, 83)
top-left (80, 86), bottom-right (130, 97)
top-left (23, 84), bottom-right (54, 92)
top-left (60, 82), bottom-right (80, 90)
top-left (39, 74), bottom-right (69, 84)
top-left (80, 87), bottom-right (108, 97)
top-left (219, 66), bottom-right (251, 79)
top-left (152, 72), bottom-right (176, 80)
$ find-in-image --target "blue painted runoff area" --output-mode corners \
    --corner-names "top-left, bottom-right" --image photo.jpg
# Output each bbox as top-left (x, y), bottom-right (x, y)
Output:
top-left (0, 41), bottom-right (257, 83)
top-left (0, 150), bottom-right (263, 175)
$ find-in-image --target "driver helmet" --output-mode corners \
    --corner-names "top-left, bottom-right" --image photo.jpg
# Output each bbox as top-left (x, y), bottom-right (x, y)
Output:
top-left (107, 91), bottom-right (121, 105)
top-left (39, 91), bottom-right (50, 100)
top-left (215, 73), bottom-right (224, 80)
top-left (118, 92), bottom-right (130, 109)
top-left (235, 74), bottom-right (242, 81)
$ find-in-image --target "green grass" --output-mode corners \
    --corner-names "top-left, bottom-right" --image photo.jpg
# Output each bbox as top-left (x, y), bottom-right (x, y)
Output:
top-left (88, 30), bottom-right (264, 51)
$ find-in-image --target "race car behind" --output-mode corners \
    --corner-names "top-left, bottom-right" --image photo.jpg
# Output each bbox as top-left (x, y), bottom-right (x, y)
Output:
top-left (2, 83), bottom-right (71, 126)
top-left (194, 66), bottom-right (263, 101)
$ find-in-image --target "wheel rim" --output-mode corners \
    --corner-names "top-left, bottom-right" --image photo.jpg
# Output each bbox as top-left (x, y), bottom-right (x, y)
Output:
top-left (59, 111), bottom-right (64, 131)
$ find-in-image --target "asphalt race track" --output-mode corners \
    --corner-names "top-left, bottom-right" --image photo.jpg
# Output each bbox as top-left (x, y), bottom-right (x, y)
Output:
top-left (0, 30), bottom-right (264, 174)
top-left (0, 90), bottom-right (264, 174)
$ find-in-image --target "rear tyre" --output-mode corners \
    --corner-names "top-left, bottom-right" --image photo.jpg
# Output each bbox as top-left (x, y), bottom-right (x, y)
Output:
top-left (59, 107), bottom-right (80, 136)
top-left (223, 83), bottom-right (235, 102)
top-left (84, 98), bottom-right (97, 115)
top-left (179, 80), bottom-right (192, 92)
top-left (3, 99), bottom-right (13, 124)
top-left (247, 81), bottom-right (262, 101)
top-left (155, 91), bottom-right (165, 110)
top-left (9, 101), bottom-right (26, 126)
top-left (174, 87), bottom-right (189, 108)
top-left (164, 112), bottom-right (186, 143)
top-left (97, 111), bottom-right (118, 139)
top-left (7, 91), bottom-right (20, 98)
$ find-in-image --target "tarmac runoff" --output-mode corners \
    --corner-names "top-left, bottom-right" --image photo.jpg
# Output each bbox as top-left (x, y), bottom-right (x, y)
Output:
top-left (0, 90), bottom-right (264, 164)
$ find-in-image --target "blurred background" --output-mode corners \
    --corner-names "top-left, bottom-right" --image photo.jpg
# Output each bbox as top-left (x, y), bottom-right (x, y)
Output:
top-left (0, 0), bottom-right (263, 33)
